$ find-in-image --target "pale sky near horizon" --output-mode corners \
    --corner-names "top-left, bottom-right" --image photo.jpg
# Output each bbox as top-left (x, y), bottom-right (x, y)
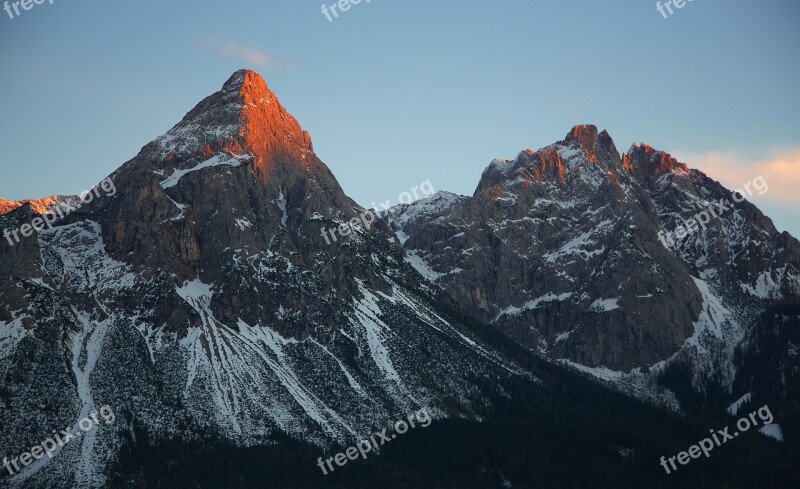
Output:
top-left (1, 0), bottom-right (798, 235)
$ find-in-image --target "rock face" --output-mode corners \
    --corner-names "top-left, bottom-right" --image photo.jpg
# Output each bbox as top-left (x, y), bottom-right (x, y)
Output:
top-left (93, 69), bottom-right (373, 336)
top-left (0, 70), bottom-right (525, 488)
top-left (388, 125), bottom-right (800, 383)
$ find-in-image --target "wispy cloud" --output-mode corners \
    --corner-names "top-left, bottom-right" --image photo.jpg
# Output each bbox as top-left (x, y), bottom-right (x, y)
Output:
top-left (219, 42), bottom-right (270, 68)
top-left (202, 37), bottom-right (270, 68)
top-left (675, 148), bottom-right (800, 202)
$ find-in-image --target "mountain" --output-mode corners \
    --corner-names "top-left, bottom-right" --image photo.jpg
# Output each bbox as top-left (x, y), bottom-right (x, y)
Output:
top-left (1, 73), bottom-right (798, 489)
top-left (388, 124), bottom-right (800, 415)
top-left (0, 70), bottom-right (530, 488)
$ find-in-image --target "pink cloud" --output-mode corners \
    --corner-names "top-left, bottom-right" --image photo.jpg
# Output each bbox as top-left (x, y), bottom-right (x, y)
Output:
top-left (217, 42), bottom-right (270, 68)
top-left (675, 149), bottom-right (800, 202)
top-left (201, 37), bottom-right (270, 68)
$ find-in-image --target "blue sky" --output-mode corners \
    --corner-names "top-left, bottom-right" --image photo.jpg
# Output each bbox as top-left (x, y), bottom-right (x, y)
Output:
top-left (1, 0), bottom-right (798, 235)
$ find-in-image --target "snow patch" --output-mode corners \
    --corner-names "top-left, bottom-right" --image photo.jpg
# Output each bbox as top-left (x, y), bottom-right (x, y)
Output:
top-left (276, 189), bottom-right (288, 226)
top-left (176, 279), bottom-right (214, 309)
top-left (558, 360), bottom-right (681, 412)
top-left (494, 292), bottom-right (573, 321)
top-left (0, 315), bottom-right (28, 361)
top-left (726, 393), bottom-right (752, 416)
top-left (741, 269), bottom-right (784, 299)
top-left (235, 218), bottom-right (253, 230)
top-left (555, 330), bottom-right (573, 343)
top-left (544, 220), bottom-right (611, 263)
top-left (758, 423), bottom-right (783, 442)
top-left (589, 298), bottom-right (620, 312)
top-left (405, 250), bottom-right (444, 282)
top-left (160, 154), bottom-right (246, 189)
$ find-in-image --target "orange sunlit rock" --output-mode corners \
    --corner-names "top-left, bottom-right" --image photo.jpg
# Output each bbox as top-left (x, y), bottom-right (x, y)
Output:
top-left (570, 125), bottom-right (599, 164)
top-left (629, 143), bottom-right (689, 176)
top-left (536, 148), bottom-right (567, 183)
top-left (0, 196), bottom-right (62, 216)
top-left (232, 70), bottom-right (315, 182)
top-left (622, 153), bottom-right (633, 173)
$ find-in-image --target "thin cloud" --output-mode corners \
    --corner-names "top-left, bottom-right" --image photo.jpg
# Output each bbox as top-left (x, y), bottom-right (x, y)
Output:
top-left (202, 37), bottom-right (270, 68)
top-left (675, 148), bottom-right (800, 202)
top-left (218, 42), bottom-right (270, 68)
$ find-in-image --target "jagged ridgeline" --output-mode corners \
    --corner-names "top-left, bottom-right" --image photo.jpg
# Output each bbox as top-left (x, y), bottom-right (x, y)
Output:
top-left (388, 124), bottom-right (800, 414)
top-left (1, 71), bottom-right (798, 489)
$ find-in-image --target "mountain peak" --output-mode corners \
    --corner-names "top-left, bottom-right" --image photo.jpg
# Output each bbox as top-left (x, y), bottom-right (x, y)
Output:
top-left (623, 143), bottom-right (689, 178)
top-left (221, 69), bottom-right (272, 103)
top-left (563, 124), bottom-right (620, 167)
top-left (104, 70), bottom-right (355, 265)
top-left (223, 68), bottom-right (265, 88)
top-left (565, 124), bottom-right (599, 148)
top-left (146, 69), bottom-right (315, 183)
top-left (474, 125), bottom-right (628, 193)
